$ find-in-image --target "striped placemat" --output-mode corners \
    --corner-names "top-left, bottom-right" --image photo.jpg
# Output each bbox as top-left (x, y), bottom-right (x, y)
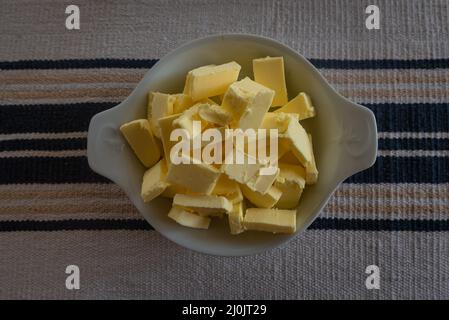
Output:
top-left (0, 0), bottom-right (448, 299)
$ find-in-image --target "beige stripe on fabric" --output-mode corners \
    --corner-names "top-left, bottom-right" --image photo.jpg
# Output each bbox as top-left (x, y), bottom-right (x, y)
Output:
top-left (0, 183), bottom-right (448, 220)
top-left (1, 230), bottom-right (449, 299)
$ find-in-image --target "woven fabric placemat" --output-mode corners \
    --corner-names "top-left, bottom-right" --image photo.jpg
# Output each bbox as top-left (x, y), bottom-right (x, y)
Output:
top-left (0, 0), bottom-right (448, 299)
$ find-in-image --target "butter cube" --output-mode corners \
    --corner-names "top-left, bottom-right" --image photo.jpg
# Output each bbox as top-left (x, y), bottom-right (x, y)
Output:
top-left (280, 114), bottom-right (312, 167)
top-left (173, 103), bottom-right (208, 138)
top-left (141, 159), bottom-right (169, 202)
top-left (198, 104), bottom-right (232, 126)
top-left (158, 113), bottom-right (181, 165)
top-left (222, 77), bottom-right (274, 130)
top-left (222, 148), bottom-right (263, 184)
top-left (228, 202), bottom-right (245, 235)
top-left (241, 184), bottom-right (282, 208)
top-left (279, 151), bottom-right (300, 165)
top-left (253, 57), bottom-right (288, 107)
top-left (173, 94), bottom-right (194, 114)
top-left (274, 163), bottom-right (306, 209)
top-left (183, 62), bottom-right (241, 101)
top-left (168, 206), bottom-right (211, 229)
top-left (148, 92), bottom-right (175, 138)
top-left (275, 92), bottom-right (315, 120)
top-left (245, 165), bottom-right (279, 194)
top-left (166, 155), bottom-right (220, 194)
top-left (212, 174), bottom-right (243, 203)
top-left (161, 183), bottom-right (192, 198)
top-left (305, 134), bottom-right (318, 184)
top-left (244, 208), bottom-right (296, 234)
top-left (120, 119), bottom-right (161, 168)
top-left (173, 194), bottom-right (232, 217)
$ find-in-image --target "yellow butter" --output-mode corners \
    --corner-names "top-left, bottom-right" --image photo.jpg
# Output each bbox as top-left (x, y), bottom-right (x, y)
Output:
top-left (158, 113), bottom-right (181, 165)
top-left (280, 114), bottom-right (312, 167)
top-left (198, 104), bottom-right (232, 126)
top-left (244, 208), bottom-right (296, 234)
top-left (183, 62), bottom-right (241, 101)
top-left (141, 159), bottom-right (169, 202)
top-left (241, 184), bottom-right (282, 208)
top-left (274, 163), bottom-right (306, 209)
top-left (148, 92), bottom-right (175, 138)
top-left (222, 77), bottom-right (274, 130)
top-left (168, 206), bottom-right (211, 229)
top-left (166, 154), bottom-right (221, 194)
top-left (228, 202), bottom-right (245, 235)
top-left (306, 134), bottom-right (319, 184)
top-left (120, 119), bottom-right (161, 168)
top-left (222, 148), bottom-right (263, 184)
top-left (173, 103), bottom-right (208, 138)
top-left (245, 165), bottom-right (279, 194)
top-left (172, 94), bottom-right (194, 114)
top-left (275, 92), bottom-right (315, 120)
top-left (212, 174), bottom-right (243, 204)
top-left (173, 194), bottom-right (232, 217)
top-left (279, 150), bottom-right (300, 165)
top-left (253, 56), bottom-right (288, 107)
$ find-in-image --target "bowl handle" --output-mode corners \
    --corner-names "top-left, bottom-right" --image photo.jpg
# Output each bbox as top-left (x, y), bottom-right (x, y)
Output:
top-left (87, 107), bottom-right (126, 183)
top-left (335, 100), bottom-right (378, 182)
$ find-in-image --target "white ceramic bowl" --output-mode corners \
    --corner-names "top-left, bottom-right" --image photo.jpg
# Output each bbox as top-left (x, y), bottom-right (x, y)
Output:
top-left (87, 34), bottom-right (377, 256)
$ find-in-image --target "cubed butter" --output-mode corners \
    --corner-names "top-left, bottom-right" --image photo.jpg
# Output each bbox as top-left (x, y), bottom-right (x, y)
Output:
top-left (161, 183), bottom-right (192, 198)
top-left (158, 113), bottom-right (181, 165)
top-left (279, 114), bottom-right (312, 167)
top-left (166, 154), bottom-right (220, 194)
top-left (222, 148), bottom-right (263, 184)
top-left (173, 94), bottom-right (194, 114)
top-left (198, 104), bottom-right (232, 126)
top-left (244, 208), bottom-right (296, 234)
top-left (305, 134), bottom-right (318, 184)
top-left (228, 202), bottom-right (245, 235)
top-left (120, 119), bottom-right (161, 168)
top-left (274, 163), bottom-right (306, 209)
top-left (168, 206), bottom-right (211, 229)
top-left (141, 159), bottom-right (169, 202)
top-left (275, 92), bottom-right (315, 120)
top-left (212, 174), bottom-right (243, 204)
top-left (173, 103), bottom-right (208, 138)
top-left (245, 165), bottom-right (279, 194)
top-left (148, 92), bottom-right (175, 138)
top-left (183, 62), bottom-right (241, 101)
top-left (253, 57), bottom-right (288, 107)
top-left (173, 194), bottom-right (232, 217)
top-left (222, 77), bottom-right (274, 130)
top-left (241, 184), bottom-right (282, 208)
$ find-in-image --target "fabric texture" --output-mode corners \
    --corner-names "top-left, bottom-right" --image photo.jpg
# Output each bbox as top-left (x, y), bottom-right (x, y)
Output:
top-left (0, 0), bottom-right (448, 299)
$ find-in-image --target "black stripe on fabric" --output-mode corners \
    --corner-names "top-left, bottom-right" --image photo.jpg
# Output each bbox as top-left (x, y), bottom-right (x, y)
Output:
top-left (0, 156), bottom-right (448, 184)
top-left (0, 59), bottom-right (158, 70)
top-left (1, 102), bottom-right (448, 134)
top-left (0, 156), bottom-right (110, 184)
top-left (308, 218), bottom-right (449, 231)
top-left (1, 58), bottom-right (449, 70)
top-left (366, 103), bottom-right (449, 133)
top-left (346, 156), bottom-right (449, 184)
top-left (0, 138), bottom-right (86, 151)
top-left (0, 102), bottom-right (116, 134)
top-left (1, 218), bottom-right (449, 232)
top-left (378, 138), bottom-right (449, 151)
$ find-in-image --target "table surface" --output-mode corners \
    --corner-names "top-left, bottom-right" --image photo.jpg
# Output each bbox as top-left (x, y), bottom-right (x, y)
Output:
top-left (0, 0), bottom-right (448, 299)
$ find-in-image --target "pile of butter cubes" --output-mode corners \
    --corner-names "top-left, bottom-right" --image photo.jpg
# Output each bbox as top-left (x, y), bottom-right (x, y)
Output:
top-left (120, 57), bottom-right (318, 235)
